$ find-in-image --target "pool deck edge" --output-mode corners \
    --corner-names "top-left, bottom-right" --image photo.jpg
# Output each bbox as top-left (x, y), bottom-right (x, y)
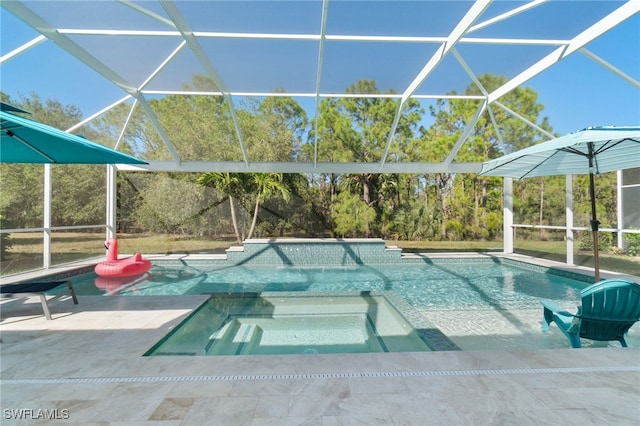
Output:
top-left (1, 295), bottom-right (638, 424)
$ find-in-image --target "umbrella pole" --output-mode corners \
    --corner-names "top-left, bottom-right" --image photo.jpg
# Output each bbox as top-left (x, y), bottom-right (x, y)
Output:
top-left (588, 171), bottom-right (600, 282)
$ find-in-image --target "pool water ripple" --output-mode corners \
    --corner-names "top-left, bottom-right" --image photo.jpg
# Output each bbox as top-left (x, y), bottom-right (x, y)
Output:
top-left (53, 259), bottom-right (640, 351)
top-left (70, 262), bottom-right (586, 311)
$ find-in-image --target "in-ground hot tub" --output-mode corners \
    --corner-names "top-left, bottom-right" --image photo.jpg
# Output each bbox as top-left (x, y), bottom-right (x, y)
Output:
top-left (145, 292), bottom-right (436, 356)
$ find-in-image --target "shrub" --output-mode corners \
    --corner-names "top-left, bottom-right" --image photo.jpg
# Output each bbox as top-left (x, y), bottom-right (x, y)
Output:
top-left (578, 230), bottom-right (612, 252)
top-left (0, 214), bottom-right (12, 260)
top-left (466, 225), bottom-right (489, 240)
top-left (445, 219), bottom-right (464, 241)
top-left (623, 232), bottom-right (640, 257)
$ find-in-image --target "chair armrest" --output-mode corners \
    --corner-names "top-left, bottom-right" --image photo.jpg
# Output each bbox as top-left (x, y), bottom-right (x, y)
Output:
top-left (540, 299), bottom-right (575, 317)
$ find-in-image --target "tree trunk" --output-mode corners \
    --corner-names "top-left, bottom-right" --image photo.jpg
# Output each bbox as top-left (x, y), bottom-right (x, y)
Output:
top-left (539, 180), bottom-right (545, 239)
top-left (439, 177), bottom-right (448, 239)
top-left (362, 173), bottom-right (371, 237)
top-left (229, 196), bottom-right (242, 244)
top-left (481, 178), bottom-right (487, 208)
top-left (247, 197), bottom-right (261, 240)
top-left (474, 178), bottom-right (480, 228)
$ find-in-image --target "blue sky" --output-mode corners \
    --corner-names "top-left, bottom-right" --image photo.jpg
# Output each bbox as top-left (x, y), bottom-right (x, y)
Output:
top-left (1, 1), bottom-right (638, 137)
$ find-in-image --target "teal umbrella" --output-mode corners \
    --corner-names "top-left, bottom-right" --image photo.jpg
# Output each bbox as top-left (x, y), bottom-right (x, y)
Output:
top-left (0, 102), bottom-right (31, 114)
top-left (480, 126), bottom-right (640, 282)
top-left (1, 110), bottom-right (147, 164)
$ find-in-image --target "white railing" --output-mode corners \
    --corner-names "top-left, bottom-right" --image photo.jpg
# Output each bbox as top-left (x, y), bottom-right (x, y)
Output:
top-left (1, 224), bottom-right (106, 271)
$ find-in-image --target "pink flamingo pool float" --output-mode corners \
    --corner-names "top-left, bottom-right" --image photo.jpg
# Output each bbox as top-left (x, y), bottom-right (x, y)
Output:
top-left (95, 238), bottom-right (151, 277)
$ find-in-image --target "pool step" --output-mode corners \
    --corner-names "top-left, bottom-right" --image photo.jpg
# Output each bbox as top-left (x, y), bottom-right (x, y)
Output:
top-left (233, 323), bottom-right (258, 343)
top-left (206, 320), bottom-right (262, 355)
top-left (208, 320), bottom-right (236, 341)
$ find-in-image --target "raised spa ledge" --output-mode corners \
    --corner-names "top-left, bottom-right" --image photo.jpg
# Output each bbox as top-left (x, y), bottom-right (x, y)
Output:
top-left (225, 238), bottom-right (402, 266)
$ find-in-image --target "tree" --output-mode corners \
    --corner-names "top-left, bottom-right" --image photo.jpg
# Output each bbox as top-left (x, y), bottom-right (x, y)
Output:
top-left (2, 76), bottom-right (571, 245)
top-left (197, 172), bottom-right (292, 242)
top-left (257, 94), bottom-right (308, 159)
top-left (0, 214), bottom-right (13, 260)
top-left (197, 172), bottom-right (247, 243)
top-left (331, 192), bottom-right (376, 237)
top-left (306, 80), bottom-right (423, 235)
top-left (132, 173), bottom-right (213, 235)
top-left (418, 74), bottom-right (553, 240)
top-left (247, 173), bottom-right (291, 239)
top-left (118, 76), bottom-right (308, 239)
top-left (391, 200), bottom-right (439, 240)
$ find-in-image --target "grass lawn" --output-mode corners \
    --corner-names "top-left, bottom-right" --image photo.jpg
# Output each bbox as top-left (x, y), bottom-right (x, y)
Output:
top-left (2, 232), bottom-right (638, 277)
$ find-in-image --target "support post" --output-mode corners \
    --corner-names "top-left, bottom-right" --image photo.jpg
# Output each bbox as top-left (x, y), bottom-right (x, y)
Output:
top-left (105, 165), bottom-right (117, 240)
top-left (617, 170), bottom-right (623, 248)
top-left (503, 177), bottom-right (513, 253)
top-left (566, 175), bottom-right (574, 266)
top-left (43, 164), bottom-right (52, 269)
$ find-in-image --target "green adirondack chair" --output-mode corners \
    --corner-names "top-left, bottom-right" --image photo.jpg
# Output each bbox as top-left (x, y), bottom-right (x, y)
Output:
top-left (541, 279), bottom-right (640, 348)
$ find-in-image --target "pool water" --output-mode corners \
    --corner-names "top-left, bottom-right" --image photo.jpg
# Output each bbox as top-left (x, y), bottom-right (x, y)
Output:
top-left (70, 261), bottom-right (587, 310)
top-left (54, 259), bottom-right (639, 352)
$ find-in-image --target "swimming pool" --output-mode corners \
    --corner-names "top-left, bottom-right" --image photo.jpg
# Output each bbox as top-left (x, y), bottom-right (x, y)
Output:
top-left (38, 240), bottom-right (638, 352)
top-left (66, 259), bottom-right (589, 311)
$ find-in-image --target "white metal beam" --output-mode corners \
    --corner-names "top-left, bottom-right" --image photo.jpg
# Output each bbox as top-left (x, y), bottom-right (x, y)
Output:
top-left (488, 1), bottom-right (640, 103)
top-left (57, 29), bottom-right (180, 36)
top-left (313, 0), bottom-right (330, 168)
top-left (459, 37), bottom-right (569, 46)
top-left (160, 0), bottom-right (250, 166)
top-left (616, 170), bottom-right (623, 248)
top-left (486, 104), bottom-right (506, 149)
top-left (468, 0), bottom-right (548, 33)
top-left (580, 47), bottom-right (640, 89)
top-left (565, 175), bottom-right (574, 265)
top-left (53, 28), bottom-right (571, 47)
top-left (117, 160), bottom-right (483, 175)
top-left (1, 0), bottom-right (180, 162)
top-left (445, 99), bottom-right (488, 165)
top-left (452, 48), bottom-right (488, 97)
top-left (379, 0), bottom-right (492, 169)
top-left (106, 164), bottom-right (117, 240)
top-left (136, 94), bottom-right (181, 162)
top-left (503, 177), bottom-right (514, 253)
top-left (118, 0), bottom-right (177, 29)
top-left (67, 95), bottom-right (133, 133)
top-left (493, 101), bottom-right (556, 139)
top-left (0, 34), bottom-right (46, 64)
top-left (1, 1), bottom-right (136, 92)
top-left (139, 41), bottom-right (187, 91)
top-left (43, 164), bottom-right (52, 269)
top-left (114, 100), bottom-right (139, 151)
top-left (140, 90), bottom-right (487, 100)
top-left (401, 0), bottom-right (492, 104)
top-left (451, 44), bottom-right (511, 151)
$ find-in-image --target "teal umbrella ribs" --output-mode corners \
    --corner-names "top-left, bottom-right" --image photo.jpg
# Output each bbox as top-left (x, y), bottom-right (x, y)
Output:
top-left (1, 107), bottom-right (147, 165)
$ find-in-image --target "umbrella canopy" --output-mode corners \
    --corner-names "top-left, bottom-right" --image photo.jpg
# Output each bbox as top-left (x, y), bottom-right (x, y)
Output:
top-left (480, 126), bottom-right (640, 282)
top-left (479, 127), bottom-right (640, 179)
top-left (0, 102), bottom-right (31, 114)
top-left (1, 110), bottom-right (147, 164)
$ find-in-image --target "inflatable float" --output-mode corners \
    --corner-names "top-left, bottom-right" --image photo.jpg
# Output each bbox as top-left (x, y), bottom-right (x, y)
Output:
top-left (95, 238), bottom-right (151, 277)
top-left (95, 272), bottom-right (150, 293)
